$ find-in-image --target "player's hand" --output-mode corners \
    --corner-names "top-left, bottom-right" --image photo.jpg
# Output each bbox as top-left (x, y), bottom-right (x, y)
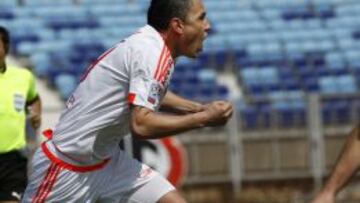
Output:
top-left (310, 191), bottom-right (335, 203)
top-left (203, 101), bottom-right (233, 127)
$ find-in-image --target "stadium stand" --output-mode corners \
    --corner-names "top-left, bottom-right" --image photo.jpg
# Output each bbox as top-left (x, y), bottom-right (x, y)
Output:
top-left (2, 0), bottom-right (360, 130)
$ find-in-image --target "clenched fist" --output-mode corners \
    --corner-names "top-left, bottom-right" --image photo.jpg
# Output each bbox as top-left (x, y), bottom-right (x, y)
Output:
top-left (202, 101), bottom-right (233, 127)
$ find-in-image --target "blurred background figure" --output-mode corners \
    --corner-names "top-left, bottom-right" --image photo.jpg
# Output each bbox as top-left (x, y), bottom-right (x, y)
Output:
top-left (0, 26), bottom-right (41, 203)
top-left (311, 125), bottom-right (360, 203)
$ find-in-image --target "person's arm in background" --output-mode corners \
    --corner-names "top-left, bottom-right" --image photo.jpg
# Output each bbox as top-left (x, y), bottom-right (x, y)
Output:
top-left (310, 125), bottom-right (360, 203)
top-left (26, 70), bottom-right (42, 131)
top-left (26, 96), bottom-right (42, 130)
top-left (25, 71), bottom-right (42, 154)
top-left (130, 100), bottom-right (233, 139)
top-left (160, 91), bottom-right (205, 114)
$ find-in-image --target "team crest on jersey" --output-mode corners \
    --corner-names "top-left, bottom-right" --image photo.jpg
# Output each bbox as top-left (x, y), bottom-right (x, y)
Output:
top-left (13, 93), bottom-right (25, 112)
top-left (148, 82), bottom-right (162, 105)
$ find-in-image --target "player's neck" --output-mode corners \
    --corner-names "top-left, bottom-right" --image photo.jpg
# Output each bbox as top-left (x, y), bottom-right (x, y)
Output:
top-left (160, 32), bottom-right (177, 59)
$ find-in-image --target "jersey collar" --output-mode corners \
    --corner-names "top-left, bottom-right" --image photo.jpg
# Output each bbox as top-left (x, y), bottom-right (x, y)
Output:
top-left (144, 25), bottom-right (173, 62)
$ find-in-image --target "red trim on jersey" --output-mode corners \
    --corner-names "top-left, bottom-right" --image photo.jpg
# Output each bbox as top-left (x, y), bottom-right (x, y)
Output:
top-left (153, 45), bottom-right (166, 80)
top-left (41, 142), bottom-right (110, 173)
top-left (128, 93), bottom-right (136, 104)
top-left (32, 163), bottom-right (61, 203)
top-left (157, 51), bottom-right (171, 80)
top-left (158, 57), bottom-right (174, 83)
top-left (42, 129), bottom-right (53, 139)
top-left (80, 46), bottom-right (116, 82)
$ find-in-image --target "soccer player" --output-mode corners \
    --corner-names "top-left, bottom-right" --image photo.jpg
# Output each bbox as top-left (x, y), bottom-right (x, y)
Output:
top-left (0, 26), bottom-right (42, 203)
top-left (310, 125), bottom-right (360, 203)
top-left (22, 0), bottom-right (233, 202)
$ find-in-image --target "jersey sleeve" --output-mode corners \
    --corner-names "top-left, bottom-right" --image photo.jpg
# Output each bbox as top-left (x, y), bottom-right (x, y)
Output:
top-left (26, 71), bottom-right (38, 102)
top-left (128, 45), bottom-right (168, 111)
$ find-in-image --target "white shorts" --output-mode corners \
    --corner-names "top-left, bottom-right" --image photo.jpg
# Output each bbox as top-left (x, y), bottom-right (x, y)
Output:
top-left (21, 141), bottom-right (175, 203)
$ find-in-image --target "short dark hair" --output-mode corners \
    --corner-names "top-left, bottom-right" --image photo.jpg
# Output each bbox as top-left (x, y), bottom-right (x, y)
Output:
top-left (0, 26), bottom-right (10, 54)
top-left (147, 0), bottom-right (192, 31)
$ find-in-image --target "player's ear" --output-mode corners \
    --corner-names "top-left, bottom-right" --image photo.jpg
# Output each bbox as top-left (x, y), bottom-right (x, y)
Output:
top-left (170, 18), bottom-right (184, 35)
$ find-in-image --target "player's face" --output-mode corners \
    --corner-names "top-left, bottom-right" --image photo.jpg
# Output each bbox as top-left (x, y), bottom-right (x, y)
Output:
top-left (180, 0), bottom-right (210, 58)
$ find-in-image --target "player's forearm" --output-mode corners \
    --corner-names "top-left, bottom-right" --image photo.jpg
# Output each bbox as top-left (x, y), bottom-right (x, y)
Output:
top-left (131, 106), bottom-right (207, 139)
top-left (160, 91), bottom-right (203, 114)
top-left (321, 126), bottom-right (360, 195)
top-left (27, 97), bottom-right (42, 130)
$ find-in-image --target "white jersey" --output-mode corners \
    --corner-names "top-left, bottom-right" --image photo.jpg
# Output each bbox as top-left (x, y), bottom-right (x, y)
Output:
top-left (52, 25), bottom-right (175, 164)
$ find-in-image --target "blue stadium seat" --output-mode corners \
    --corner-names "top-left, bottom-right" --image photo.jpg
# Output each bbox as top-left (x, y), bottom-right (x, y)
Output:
top-left (322, 99), bottom-right (351, 125)
top-left (337, 75), bottom-right (358, 93)
top-left (268, 90), bottom-right (306, 127)
top-left (315, 4), bottom-right (335, 19)
top-left (0, 0), bottom-right (18, 7)
top-left (325, 52), bottom-right (346, 69)
top-left (319, 76), bottom-right (338, 94)
top-left (282, 6), bottom-right (314, 20)
top-left (23, 0), bottom-right (74, 6)
top-left (33, 40), bottom-right (71, 54)
top-left (0, 9), bottom-right (14, 19)
top-left (54, 73), bottom-right (78, 100)
top-left (258, 67), bottom-right (279, 85)
top-left (303, 78), bottom-right (319, 92)
top-left (45, 16), bottom-right (99, 31)
top-left (275, 106), bottom-right (306, 127)
top-left (240, 68), bottom-right (260, 86)
top-left (336, 4), bottom-right (360, 17)
top-left (304, 19), bottom-right (323, 29)
top-left (88, 4), bottom-right (141, 17)
top-left (312, 0), bottom-right (341, 6)
top-left (283, 79), bottom-right (301, 91)
top-left (239, 105), bottom-right (271, 129)
top-left (338, 38), bottom-right (356, 50)
top-left (30, 52), bottom-right (51, 77)
top-left (79, 0), bottom-right (125, 4)
top-left (285, 42), bottom-right (304, 55)
top-left (177, 84), bottom-right (197, 99)
top-left (205, 1), bottom-right (241, 12)
top-left (298, 67), bottom-right (317, 80)
top-left (198, 69), bottom-right (217, 85)
top-left (261, 8), bottom-right (280, 19)
top-left (287, 52), bottom-right (307, 66)
top-left (345, 50), bottom-right (360, 67)
top-left (247, 84), bottom-right (268, 97)
top-left (268, 19), bottom-right (288, 30)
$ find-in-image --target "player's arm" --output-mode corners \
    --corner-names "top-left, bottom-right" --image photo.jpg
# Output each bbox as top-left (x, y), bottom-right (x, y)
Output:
top-left (311, 125), bottom-right (360, 203)
top-left (26, 95), bottom-right (42, 130)
top-left (130, 101), bottom-right (233, 139)
top-left (160, 91), bottom-right (204, 114)
top-left (26, 71), bottom-right (42, 130)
